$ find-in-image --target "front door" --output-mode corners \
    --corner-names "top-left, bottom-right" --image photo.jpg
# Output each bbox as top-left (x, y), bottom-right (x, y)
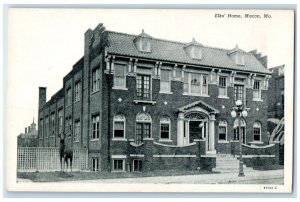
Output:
top-left (183, 120), bottom-right (207, 145)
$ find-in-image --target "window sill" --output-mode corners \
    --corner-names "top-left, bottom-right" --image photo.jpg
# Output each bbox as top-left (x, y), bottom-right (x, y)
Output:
top-left (253, 98), bottom-right (263, 102)
top-left (90, 139), bottom-right (99, 142)
top-left (159, 139), bottom-right (172, 142)
top-left (159, 91), bottom-right (173, 94)
top-left (218, 140), bottom-right (229, 143)
top-left (249, 141), bottom-right (264, 144)
top-left (112, 87), bottom-right (128, 91)
top-left (182, 93), bottom-right (210, 97)
top-left (218, 96), bottom-right (229, 99)
top-left (111, 170), bottom-right (126, 173)
top-left (112, 138), bottom-right (127, 141)
top-left (73, 141), bottom-right (80, 143)
top-left (133, 100), bottom-right (156, 105)
top-left (143, 138), bottom-right (154, 141)
top-left (90, 90), bottom-right (100, 95)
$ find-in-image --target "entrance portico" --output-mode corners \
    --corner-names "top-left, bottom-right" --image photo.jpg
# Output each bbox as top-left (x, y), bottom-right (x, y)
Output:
top-left (177, 100), bottom-right (219, 154)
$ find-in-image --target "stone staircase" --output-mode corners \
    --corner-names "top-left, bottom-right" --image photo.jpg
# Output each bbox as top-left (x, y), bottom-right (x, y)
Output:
top-left (213, 153), bottom-right (253, 173)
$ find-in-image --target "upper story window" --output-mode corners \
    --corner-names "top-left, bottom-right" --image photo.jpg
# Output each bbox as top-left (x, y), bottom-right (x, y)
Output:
top-left (234, 84), bottom-right (244, 102)
top-left (228, 45), bottom-right (245, 66)
top-left (113, 114), bottom-right (126, 139)
top-left (58, 109), bottom-right (63, 134)
top-left (136, 74), bottom-right (151, 100)
top-left (66, 87), bottom-right (72, 106)
top-left (74, 119), bottom-right (80, 142)
top-left (219, 76), bottom-right (227, 97)
top-left (175, 67), bottom-right (182, 80)
top-left (91, 114), bottom-right (100, 140)
top-left (160, 69), bottom-right (171, 93)
top-left (92, 67), bottom-right (100, 92)
top-left (65, 116), bottom-right (72, 134)
top-left (253, 80), bottom-right (261, 100)
top-left (236, 54), bottom-right (245, 65)
top-left (160, 116), bottom-right (171, 140)
top-left (114, 64), bottom-right (126, 89)
top-left (74, 81), bottom-right (81, 102)
top-left (192, 47), bottom-right (202, 60)
top-left (45, 116), bottom-right (49, 138)
top-left (50, 113), bottom-right (55, 136)
top-left (40, 119), bottom-right (43, 139)
top-left (183, 72), bottom-right (208, 96)
top-left (253, 121), bottom-right (261, 142)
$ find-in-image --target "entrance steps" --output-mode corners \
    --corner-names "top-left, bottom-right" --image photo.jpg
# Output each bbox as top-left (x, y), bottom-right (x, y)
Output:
top-left (213, 153), bottom-right (253, 173)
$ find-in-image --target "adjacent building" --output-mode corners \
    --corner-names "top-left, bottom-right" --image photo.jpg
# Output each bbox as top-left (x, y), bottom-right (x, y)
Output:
top-left (38, 23), bottom-right (272, 172)
top-left (18, 118), bottom-right (38, 147)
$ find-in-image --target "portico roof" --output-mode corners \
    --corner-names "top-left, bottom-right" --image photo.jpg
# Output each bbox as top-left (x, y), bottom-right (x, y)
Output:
top-left (177, 100), bottom-right (220, 114)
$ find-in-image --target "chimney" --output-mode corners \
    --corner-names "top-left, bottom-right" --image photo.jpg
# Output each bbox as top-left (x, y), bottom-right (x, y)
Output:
top-left (28, 126), bottom-right (31, 133)
top-left (39, 87), bottom-right (47, 109)
top-left (25, 127), bottom-right (27, 134)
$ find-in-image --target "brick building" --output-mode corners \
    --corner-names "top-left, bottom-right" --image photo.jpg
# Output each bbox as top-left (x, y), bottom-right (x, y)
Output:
top-left (18, 118), bottom-right (38, 147)
top-left (38, 23), bottom-right (272, 172)
top-left (267, 65), bottom-right (284, 119)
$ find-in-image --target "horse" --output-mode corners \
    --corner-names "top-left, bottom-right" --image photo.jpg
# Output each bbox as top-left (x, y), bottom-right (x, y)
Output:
top-left (57, 128), bottom-right (73, 172)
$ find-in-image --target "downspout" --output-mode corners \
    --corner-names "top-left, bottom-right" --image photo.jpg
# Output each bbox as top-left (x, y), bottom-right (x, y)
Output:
top-left (107, 56), bottom-right (112, 172)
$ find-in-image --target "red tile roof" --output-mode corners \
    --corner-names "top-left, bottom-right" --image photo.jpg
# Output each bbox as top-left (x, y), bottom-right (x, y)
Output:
top-left (106, 31), bottom-right (271, 75)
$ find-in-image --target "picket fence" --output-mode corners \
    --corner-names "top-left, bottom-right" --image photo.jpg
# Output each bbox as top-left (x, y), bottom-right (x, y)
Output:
top-left (17, 147), bottom-right (88, 172)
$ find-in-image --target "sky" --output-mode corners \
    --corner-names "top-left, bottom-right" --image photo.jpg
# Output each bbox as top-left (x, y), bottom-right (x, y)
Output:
top-left (6, 8), bottom-right (294, 138)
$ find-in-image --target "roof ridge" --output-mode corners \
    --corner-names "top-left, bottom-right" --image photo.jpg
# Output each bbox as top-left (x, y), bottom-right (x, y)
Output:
top-left (106, 30), bottom-right (254, 55)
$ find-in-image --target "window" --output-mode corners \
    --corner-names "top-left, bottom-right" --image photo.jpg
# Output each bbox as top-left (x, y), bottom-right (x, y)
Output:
top-left (74, 120), bottom-right (80, 142)
top-left (218, 120), bottom-right (227, 141)
top-left (74, 81), bottom-right (81, 102)
top-left (92, 158), bottom-right (99, 172)
top-left (233, 118), bottom-right (246, 144)
top-left (175, 67), bottom-right (182, 80)
top-left (133, 159), bottom-right (143, 172)
top-left (136, 113), bottom-right (152, 144)
top-left (66, 87), bottom-right (72, 106)
top-left (92, 114), bottom-right (100, 139)
top-left (40, 120), bottom-right (43, 139)
top-left (65, 116), bottom-right (72, 135)
top-left (58, 109), bottom-right (63, 134)
top-left (50, 113), bottom-right (55, 136)
top-left (184, 72), bottom-right (209, 95)
top-left (192, 48), bottom-right (202, 59)
top-left (92, 68), bottom-right (100, 92)
top-left (253, 122), bottom-right (261, 142)
top-left (113, 159), bottom-right (124, 171)
top-left (160, 116), bottom-right (170, 139)
top-left (45, 116), bottom-right (49, 138)
top-left (234, 85), bottom-right (244, 102)
top-left (160, 69), bottom-right (171, 92)
top-left (253, 80), bottom-right (261, 100)
top-left (114, 64), bottom-right (126, 88)
top-left (219, 76), bottom-right (227, 97)
top-left (136, 74), bottom-right (150, 99)
top-left (236, 54), bottom-right (245, 65)
top-left (113, 114), bottom-right (125, 139)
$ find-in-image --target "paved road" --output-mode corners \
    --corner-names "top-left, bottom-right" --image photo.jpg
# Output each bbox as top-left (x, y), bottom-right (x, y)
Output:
top-left (17, 169), bottom-right (283, 184)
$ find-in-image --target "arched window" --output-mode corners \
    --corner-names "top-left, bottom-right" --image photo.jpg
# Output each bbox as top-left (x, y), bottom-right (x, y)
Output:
top-left (218, 120), bottom-right (227, 141)
top-left (160, 116), bottom-right (171, 140)
top-left (113, 114), bottom-right (126, 139)
top-left (136, 113), bottom-right (152, 144)
top-left (233, 118), bottom-right (246, 144)
top-left (253, 121), bottom-right (261, 142)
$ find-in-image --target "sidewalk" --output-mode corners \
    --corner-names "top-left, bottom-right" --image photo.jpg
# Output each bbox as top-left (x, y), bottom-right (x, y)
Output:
top-left (52, 169), bottom-right (284, 184)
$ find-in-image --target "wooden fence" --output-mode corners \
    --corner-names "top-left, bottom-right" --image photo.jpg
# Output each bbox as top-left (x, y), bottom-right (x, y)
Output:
top-left (17, 147), bottom-right (88, 172)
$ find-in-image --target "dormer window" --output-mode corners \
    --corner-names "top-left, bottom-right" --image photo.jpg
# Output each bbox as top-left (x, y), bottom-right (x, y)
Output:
top-left (134, 29), bottom-right (151, 53)
top-left (228, 45), bottom-right (245, 66)
top-left (184, 38), bottom-right (203, 60)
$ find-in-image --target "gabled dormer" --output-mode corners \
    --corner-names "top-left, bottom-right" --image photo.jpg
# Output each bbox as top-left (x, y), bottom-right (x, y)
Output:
top-left (184, 38), bottom-right (203, 60)
top-left (134, 29), bottom-right (152, 53)
top-left (228, 45), bottom-right (245, 65)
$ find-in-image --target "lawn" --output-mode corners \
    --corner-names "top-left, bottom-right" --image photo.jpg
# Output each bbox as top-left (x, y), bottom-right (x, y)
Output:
top-left (17, 169), bottom-right (217, 182)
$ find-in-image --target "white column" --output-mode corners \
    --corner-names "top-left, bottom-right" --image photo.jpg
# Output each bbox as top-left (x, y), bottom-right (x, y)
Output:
top-left (209, 114), bottom-right (216, 153)
top-left (177, 113), bottom-right (184, 146)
